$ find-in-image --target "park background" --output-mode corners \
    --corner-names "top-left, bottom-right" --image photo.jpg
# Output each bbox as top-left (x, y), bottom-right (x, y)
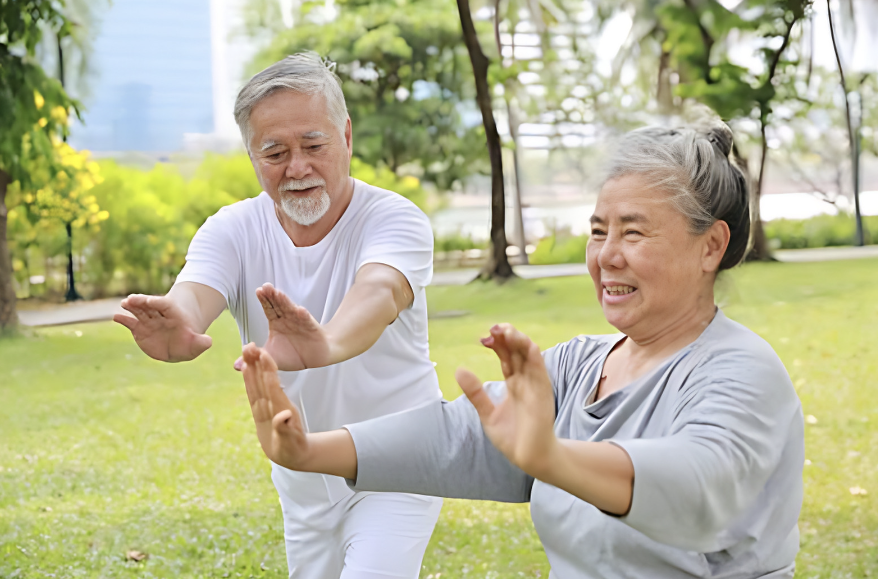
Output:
top-left (1, 0), bottom-right (878, 577)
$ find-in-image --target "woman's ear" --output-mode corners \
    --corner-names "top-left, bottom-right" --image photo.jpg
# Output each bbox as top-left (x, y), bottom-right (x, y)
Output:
top-left (703, 220), bottom-right (731, 273)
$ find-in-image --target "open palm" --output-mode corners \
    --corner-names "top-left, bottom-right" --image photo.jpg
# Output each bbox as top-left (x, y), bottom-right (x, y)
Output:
top-left (240, 343), bottom-right (310, 470)
top-left (257, 283), bottom-right (331, 371)
top-left (114, 294), bottom-right (212, 362)
top-left (456, 324), bottom-right (558, 478)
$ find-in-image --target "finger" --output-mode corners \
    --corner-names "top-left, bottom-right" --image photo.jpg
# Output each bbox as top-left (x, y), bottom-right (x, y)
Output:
top-left (484, 325), bottom-right (513, 378)
top-left (113, 313), bottom-right (138, 332)
top-left (120, 301), bottom-right (149, 321)
top-left (233, 356), bottom-right (243, 371)
top-left (257, 292), bottom-right (280, 321)
top-left (503, 326), bottom-right (531, 375)
top-left (241, 343), bottom-right (263, 405)
top-left (144, 295), bottom-right (175, 318)
top-left (455, 367), bottom-right (496, 421)
top-left (270, 287), bottom-right (302, 320)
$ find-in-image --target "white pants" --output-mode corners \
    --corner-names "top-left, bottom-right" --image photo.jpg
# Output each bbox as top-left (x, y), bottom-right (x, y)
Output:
top-left (272, 464), bottom-right (442, 579)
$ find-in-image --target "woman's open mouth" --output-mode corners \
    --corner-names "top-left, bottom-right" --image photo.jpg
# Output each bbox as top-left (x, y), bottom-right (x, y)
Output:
top-left (602, 284), bottom-right (638, 303)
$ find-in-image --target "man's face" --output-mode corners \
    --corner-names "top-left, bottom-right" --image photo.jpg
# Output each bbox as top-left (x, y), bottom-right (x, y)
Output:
top-left (247, 90), bottom-right (352, 227)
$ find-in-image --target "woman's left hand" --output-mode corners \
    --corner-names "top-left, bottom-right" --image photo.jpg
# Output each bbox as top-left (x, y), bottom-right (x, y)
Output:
top-left (456, 324), bottom-right (559, 479)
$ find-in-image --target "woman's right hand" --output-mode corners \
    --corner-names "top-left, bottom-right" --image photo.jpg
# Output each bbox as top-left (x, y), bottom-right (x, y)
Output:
top-left (241, 343), bottom-right (311, 470)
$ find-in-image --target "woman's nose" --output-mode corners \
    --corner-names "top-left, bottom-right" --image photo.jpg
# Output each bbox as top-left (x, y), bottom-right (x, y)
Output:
top-left (597, 234), bottom-right (625, 270)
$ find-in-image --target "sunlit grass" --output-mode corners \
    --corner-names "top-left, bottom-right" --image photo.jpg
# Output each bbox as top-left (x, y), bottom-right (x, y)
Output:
top-left (2, 258), bottom-right (876, 578)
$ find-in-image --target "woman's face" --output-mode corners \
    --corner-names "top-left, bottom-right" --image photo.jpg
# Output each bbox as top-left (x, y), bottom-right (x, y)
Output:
top-left (586, 174), bottom-right (725, 341)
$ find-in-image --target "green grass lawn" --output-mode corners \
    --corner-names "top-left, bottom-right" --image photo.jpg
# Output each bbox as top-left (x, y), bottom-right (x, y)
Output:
top-left (2, 258), bottom-right (877, 578)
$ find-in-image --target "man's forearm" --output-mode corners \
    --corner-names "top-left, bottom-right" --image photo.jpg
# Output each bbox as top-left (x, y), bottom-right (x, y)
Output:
top-left (323, 276), bottom-right (409, 365)
top-left (167, 282), bottom-right (226, 334)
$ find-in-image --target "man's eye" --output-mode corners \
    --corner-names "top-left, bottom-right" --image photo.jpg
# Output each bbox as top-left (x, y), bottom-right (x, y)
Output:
top-left (591, 228), bottom-right (606, 236)
top-left (309, 144), bottom-right (324, 151)
top-left (625, 230), bottom-right (642, 236)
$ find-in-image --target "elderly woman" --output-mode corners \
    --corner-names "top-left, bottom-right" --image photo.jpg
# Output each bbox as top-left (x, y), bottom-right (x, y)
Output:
top-left (241, 122), bottom-right (804, 578)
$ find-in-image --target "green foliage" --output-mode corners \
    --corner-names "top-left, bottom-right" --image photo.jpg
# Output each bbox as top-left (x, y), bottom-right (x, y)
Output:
top-left (434, 233), bottom-right (487, 252)
top-left (80, 160), bottom-right (243, 296)
top-left (765, 214), bottom-right (877, 249)
top-left (251, 0), bottom-right (489, 190)
top-left (349, 156), bottom-right (427, 210)
top-left (658, 0), bottom-right (808, 124)
top-left (529, 234), bottom-right (589, 265)
top-left (0, 0), bottom-right (78, 184)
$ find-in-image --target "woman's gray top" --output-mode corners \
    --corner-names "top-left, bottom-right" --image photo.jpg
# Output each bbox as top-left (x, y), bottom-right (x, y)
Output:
top-left (345, 310), bottom-right (804, 578)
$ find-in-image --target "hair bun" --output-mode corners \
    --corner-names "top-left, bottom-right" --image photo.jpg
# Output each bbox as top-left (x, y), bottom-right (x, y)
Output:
top-left (704, 123), bottom-right (733, 157)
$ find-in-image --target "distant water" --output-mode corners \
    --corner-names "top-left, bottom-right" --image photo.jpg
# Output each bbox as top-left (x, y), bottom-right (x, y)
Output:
top-left (431, 191), bottom-right (878, 241)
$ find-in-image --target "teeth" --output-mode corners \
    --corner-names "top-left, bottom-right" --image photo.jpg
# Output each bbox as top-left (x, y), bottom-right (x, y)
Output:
top-left (605, 285), bottom-right (636, 295)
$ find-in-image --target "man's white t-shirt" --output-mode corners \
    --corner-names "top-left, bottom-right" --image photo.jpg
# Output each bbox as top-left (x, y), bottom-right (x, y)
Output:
top-left (175, 178), bottom-right (442, 501)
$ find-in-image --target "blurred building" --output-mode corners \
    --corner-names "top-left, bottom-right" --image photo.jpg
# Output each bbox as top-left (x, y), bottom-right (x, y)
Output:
top-left (70, 0), bottom-right (253, 155)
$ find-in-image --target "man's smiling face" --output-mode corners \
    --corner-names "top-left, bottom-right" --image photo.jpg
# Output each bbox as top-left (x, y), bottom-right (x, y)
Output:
top-left (248, 89), bottom-right (352, 228)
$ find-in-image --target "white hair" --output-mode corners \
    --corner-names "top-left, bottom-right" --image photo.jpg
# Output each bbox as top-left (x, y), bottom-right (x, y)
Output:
top-left (234, 52), bottom-right (348, 152)
top-left (605, 121), bottom-right (751, 270)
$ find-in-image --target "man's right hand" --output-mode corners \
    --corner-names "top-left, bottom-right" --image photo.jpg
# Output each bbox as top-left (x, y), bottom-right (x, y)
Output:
top-left (114, 294), bottom-right (213, 362)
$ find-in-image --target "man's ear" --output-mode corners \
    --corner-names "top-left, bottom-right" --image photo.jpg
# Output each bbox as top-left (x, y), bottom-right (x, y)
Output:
top-left (249, 154), bottom-right (266, 191)
top-left (703, 219), bottom-right (731, 273)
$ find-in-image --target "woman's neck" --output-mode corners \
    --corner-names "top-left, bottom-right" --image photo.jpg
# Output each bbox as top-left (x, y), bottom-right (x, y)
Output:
top-left (620, 294), bottom-right (717, 372)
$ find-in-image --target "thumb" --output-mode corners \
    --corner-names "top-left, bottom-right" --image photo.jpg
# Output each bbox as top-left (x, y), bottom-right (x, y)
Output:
top-left (272, 408), bottom-right (296, 434)
top-left (191, 333), bottom-right (213, 357)
top-left (455, 367), bottom-right (495, 421)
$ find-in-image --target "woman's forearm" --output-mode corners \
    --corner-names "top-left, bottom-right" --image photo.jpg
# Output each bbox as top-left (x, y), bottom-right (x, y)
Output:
top-left (538, 439), bottom-right (634, 515)
top-left (299, 430), bottom-right (359, 480)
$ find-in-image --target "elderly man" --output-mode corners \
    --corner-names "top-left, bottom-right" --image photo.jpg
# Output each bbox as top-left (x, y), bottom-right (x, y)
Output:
top-left (113, 53), bottom-right (443, 578)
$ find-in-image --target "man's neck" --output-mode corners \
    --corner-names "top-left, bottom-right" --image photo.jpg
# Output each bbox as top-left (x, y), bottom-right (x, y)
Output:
top-left (275, 177), bottom-right (355, 247)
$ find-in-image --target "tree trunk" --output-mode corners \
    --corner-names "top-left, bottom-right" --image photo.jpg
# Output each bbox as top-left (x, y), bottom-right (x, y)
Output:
top-left (746, 116), bottom-right (773, 261)
top-left (64, 221), bottom-right (82, 301)
top-left (0, 170), bottom-right (18, 333)
top-left (505, 97), bottom-right (528, 264)
top-left (457, 0), bottom-right (514, 281)
top-left (828, 4), bottom-right (865, 246)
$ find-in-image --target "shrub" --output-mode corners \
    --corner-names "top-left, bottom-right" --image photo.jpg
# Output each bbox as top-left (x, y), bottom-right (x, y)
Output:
top-left (765, 214), bottom-right (877, 249)
top-left (529, 235), bottom-right (589, 265)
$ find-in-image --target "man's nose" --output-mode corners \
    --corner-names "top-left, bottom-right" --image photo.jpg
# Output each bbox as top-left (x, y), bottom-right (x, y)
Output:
top-left (285, 151), bottom-right (311, 180)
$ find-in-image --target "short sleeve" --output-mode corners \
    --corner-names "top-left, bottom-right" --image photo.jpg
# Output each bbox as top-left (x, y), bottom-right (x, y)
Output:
top-left (356, 199), bottom-right (434, 293)
top-left (174, 210), bottom-right (241, 302)
top-left (611, 346), bottom-right (803, 552)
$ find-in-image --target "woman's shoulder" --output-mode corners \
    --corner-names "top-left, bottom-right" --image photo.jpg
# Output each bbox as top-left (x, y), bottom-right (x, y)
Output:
top-left (686, 310), bottom-right (799, 407)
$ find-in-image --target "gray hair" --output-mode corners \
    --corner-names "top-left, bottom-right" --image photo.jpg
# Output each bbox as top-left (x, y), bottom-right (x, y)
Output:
top-left (234, 52), bottom-right (348, 152)
top-left (605, 122), bottom-right (751, 271)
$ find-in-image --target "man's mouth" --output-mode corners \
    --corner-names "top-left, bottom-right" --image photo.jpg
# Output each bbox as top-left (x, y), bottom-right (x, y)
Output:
top-left (282, 185), bottom-right (321, 195)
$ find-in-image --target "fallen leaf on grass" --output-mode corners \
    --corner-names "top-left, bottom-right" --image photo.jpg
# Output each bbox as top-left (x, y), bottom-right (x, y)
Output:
top-left (849, 486), bottom-right (868, 496)
top-left (125, 550), bottom-right (149, 562)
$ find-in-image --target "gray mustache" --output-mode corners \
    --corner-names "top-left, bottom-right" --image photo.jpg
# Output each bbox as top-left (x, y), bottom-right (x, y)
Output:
top-left (279, 179), bottom-right (326, 192)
